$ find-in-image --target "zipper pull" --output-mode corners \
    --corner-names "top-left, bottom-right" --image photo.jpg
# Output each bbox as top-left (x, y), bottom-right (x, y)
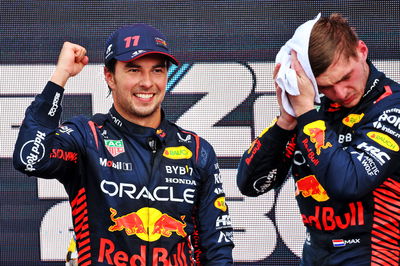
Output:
top-left (148, 137), bottom-right (158, 154)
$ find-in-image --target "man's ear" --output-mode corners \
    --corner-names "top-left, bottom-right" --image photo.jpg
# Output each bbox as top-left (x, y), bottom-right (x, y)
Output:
top-left (357, 40), bottom-right (368, 60)
top-left (104, 67), bottom-right (115, 90)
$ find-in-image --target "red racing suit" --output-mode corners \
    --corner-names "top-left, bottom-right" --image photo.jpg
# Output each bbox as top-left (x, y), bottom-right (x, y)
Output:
top-left (237, 61), bottom-right (400, 265)
top-left (13, 81), bottom-right (234, 265)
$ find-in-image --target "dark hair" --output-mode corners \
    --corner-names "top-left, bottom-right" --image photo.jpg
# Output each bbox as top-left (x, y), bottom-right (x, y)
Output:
top-left (105, 58), bottom-right (117, 74)
top-left (309, 13), bottom-right (359, 77)
top-left (104, 59), bottom-right (116, 96)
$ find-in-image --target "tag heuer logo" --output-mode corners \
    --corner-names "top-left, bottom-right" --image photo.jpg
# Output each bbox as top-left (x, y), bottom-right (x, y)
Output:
top-left (104, 139), bottom-right (125, 157)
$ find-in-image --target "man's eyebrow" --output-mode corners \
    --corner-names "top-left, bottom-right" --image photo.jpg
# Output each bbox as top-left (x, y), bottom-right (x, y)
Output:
top-left (318, 84), bottom-right (332, 90)
top-left (124, 62), bottom-right (167, 68)
top-left (335, 70), bottom-right (353, 83)
top-left (125, 62), bottom-right (140, 68)
top-left (153, 63), bottom-right (167, 68)
top-left (319, 70), bottom-right (353, 89)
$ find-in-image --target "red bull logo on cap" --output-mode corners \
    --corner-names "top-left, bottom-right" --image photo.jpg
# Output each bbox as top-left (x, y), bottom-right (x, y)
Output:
top-left (108, 207), bottom-right (187, 242)
top-left (296, 175), bottom-right (329, 202)
top-left (303, 120), bottom-right (332, 155)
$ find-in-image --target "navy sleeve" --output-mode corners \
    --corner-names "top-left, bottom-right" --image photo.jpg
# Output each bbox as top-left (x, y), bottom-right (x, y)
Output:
top-left (296, 98), bottom-right (400, 200)
top-left (13, 81), bottom-right (85, 181)
top-left (236, 121), bottom-right (296, 197)
top-left (195, 139), bottom-right (234, 265)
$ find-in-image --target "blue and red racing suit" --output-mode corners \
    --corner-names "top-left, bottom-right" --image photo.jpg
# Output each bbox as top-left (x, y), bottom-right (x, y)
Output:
top-left (13, 81), bottom-right (234, 265)
top-left (237, 61), bottom-right (400, 265)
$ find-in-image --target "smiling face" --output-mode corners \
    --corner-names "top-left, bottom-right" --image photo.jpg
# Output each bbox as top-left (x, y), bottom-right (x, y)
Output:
top-left (316, 41), bottom-right (370, 108)
top-left (104, 54), bottom-right (168, 128)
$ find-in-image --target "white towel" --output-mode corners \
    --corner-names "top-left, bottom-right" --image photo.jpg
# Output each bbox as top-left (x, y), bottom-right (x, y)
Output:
top-left (275, 13), bottom-right (321, 116)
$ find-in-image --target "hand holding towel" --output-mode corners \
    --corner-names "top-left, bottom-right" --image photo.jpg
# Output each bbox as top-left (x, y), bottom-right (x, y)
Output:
top-left (275, 13), bottom-right (321, 117)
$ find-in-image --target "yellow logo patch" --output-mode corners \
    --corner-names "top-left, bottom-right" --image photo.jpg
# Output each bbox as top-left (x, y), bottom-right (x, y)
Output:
top-left (295, 175), bottom-right (329, 202)
top-left (367, 131), bottom-right (399, 151)
top-left (163, 146), bottom-right (192, 159)
top-left (342, 113), bottom-right (364, 127)
top-left (109, 207), bottom-right (187, 241)
top-left (214, 197), bottom-right (227, 212)
top-left (303, 120), bottom-right (332, 155)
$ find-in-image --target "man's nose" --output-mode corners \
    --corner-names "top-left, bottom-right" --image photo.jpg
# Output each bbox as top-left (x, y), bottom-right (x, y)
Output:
top-left (333, 85), bottom-right (347, 100)
top-left (139, 72), bottom-right (153, 88)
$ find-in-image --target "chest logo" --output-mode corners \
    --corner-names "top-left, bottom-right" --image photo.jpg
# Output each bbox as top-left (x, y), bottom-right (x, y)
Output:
top-left (163, 146), bottom-right (192, 159)
top-left (295, 175), bottom-right (329, 202)
top-left (367, 131), bottom-right (399, 151)
top-left (342, 113), bottom-right (364, 127)
top-left (104, 139), bottom-right (125, 157)
top-left (109, 207), bottom-right (186, 241)
top-left (303, 120), bottom-right (332, 155)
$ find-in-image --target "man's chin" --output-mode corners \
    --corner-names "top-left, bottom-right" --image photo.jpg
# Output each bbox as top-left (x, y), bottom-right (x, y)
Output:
top-left (341, 96), bottom-right (360, 108)
top-left (131, 107), bottom-right (158, 118)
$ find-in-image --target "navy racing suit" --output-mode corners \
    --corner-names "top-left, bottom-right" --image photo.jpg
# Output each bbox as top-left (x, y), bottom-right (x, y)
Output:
top-left (237, 60), bottom-right (400, 265)
top-left (13, 81), bottom-right (234, 265)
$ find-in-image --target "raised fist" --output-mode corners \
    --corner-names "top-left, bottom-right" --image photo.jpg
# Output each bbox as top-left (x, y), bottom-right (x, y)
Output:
top-left (50, 42), bottom-right (89, 87)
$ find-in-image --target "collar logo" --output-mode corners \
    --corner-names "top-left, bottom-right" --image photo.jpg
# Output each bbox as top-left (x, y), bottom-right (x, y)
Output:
top-left (177, 133), bottom-right (191, 143)
top-left (156, 129), bottom-right (166, 138)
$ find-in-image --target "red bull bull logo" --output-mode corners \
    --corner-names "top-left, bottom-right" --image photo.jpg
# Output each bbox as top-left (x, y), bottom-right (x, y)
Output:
top-left (108, 207), bottom-right (187, 242)
top-left (152, 214), bottom-right (187, 238)
top-left (156, 128), bottom-right (166, 138)
top-left (296, 175), bottom-right (329, 202)
top-left (303, 120), bottom-right (332, 155)
top-left (109, 208), bottom-right (147, 235)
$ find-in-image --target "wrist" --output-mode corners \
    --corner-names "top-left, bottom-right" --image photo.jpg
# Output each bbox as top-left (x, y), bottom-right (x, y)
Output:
top-left (276, 115), bottom-right (297, 130)
top-left (50, 68), bottom-right (70, 88)
top-left (295, 106), bottom-right (314, 117)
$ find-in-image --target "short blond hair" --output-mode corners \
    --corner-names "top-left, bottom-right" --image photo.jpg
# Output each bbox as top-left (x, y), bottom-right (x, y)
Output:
top-left (309, 13), bottom-right (359, 77)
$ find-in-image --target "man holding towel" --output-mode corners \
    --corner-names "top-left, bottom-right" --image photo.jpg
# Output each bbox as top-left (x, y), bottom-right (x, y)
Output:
top-left (237, 13), bottom-right (400, 265)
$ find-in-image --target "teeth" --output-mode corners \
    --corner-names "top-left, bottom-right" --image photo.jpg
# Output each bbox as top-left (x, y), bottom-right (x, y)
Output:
top-left (136, 93), bottom-right (153, 99)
